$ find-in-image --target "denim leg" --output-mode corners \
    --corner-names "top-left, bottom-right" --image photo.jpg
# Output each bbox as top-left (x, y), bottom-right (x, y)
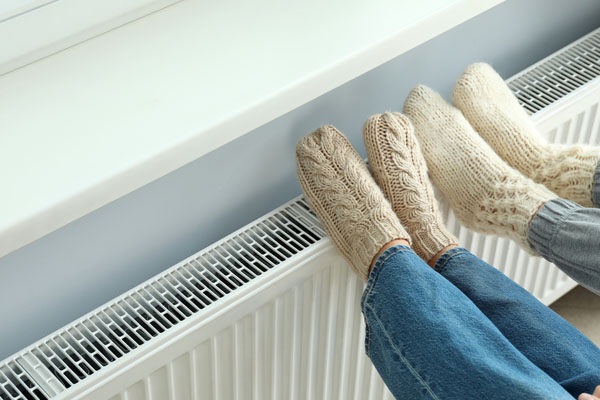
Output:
top-left (528, 198), bottom-right (600, 295)
top-left (437, 247), bottom-right (600, 398)
top-left (361, 245), bottom-right (571, 400)
top-left (592, 159), bottom-right (600, 207)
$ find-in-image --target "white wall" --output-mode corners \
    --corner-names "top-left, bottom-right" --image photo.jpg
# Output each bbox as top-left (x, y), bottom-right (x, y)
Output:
top-left (1, 0), bottom-right (599, 359)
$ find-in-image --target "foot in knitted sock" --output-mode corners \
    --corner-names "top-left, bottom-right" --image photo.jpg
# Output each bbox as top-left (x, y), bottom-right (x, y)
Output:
top-left (296, 125), bottom-right (411, 280)
top-left (403, 85), bottom-right (557, 253)
top-left (453, 63), bottom-right (600, 207)
top-left (363, 112), bottom-right (458, 262)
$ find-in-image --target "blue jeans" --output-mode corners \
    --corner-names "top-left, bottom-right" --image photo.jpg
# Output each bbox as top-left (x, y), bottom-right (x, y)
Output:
top-left (361, 245), bottom-right (600, 399)
top-left (529, 199), bottom-right (600, 295)
top-left (528, 161), bottom-right (600, 294)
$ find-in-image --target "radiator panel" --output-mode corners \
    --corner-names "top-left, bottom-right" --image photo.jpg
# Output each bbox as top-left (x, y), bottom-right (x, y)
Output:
top-left (96, 254), bottom-right (394, 400)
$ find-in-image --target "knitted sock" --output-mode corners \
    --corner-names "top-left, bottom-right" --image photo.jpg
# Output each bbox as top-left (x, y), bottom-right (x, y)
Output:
top-left (296, 125), bottom-right (411, 280)
top-left (363, 112), bottom-right (458, 262)
top-left (453, 63), bottom-right (600, 207)
top-left (403, 85), bottom-right (557, 253)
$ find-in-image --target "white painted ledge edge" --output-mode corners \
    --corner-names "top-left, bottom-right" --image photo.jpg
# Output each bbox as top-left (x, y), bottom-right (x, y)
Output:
top-left (0, 0), bottom-right (503, 259)
top-left (0, 0), bottom-right (182, 76)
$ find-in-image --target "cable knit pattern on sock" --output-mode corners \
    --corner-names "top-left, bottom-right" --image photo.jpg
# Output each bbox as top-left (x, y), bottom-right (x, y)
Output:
top-left (453, 63), bottom-right (600, 207)
top-left (403, 85), bottom-right (557, 253)
top-left (363, 112), bottom-right (458, 262)
top-left (296, 125), bottom-right (411, 280)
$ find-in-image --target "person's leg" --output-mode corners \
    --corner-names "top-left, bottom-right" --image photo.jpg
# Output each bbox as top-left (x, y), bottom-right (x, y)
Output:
top-left (435, 246), bottom-right (600, 398)
top-left (295, 124), bottom-right (411, 280)
top-left (362, 243), bottom-right (572, 399)
top-left (453, 63), bottom-right (600, 208)
top-left (451, 64), bottom-right (600, 291)
top-left (403, 85), bottom-right (600, 294)
top-left (363, 112), bottom-right (459, 262)
top-left (529, 198), bottom-right (600, 295)
top-left (359, 108), bottom-right (600, 396)
top-left (403, 84), bottom-right (557, 254)
top-left (593, 161), bottom-right (600, 208)
top-left (296, 125), bottom-right (571, 399)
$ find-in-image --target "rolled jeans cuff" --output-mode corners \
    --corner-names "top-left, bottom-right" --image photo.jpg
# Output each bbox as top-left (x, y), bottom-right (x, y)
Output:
top-left (593, 159), bottom-right (600, 208)
top-left (527, 198), bottom-right (580, 262)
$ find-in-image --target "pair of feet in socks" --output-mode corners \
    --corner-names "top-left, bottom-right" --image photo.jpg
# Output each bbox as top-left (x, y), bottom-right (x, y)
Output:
top-left (296, 63), bottom-right (600, 279)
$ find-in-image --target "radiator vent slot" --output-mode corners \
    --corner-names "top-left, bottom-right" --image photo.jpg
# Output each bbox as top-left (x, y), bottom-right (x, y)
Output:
top-left (0, 363), bottom-right (47, 400)
top-left (508, 28), bottom-right (600, 114)
top-left (1, 199), bottom-right (325, 396)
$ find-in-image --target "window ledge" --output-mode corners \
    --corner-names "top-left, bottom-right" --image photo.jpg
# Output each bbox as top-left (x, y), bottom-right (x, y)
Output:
top-left (0, 0), bottom-right (503, 258)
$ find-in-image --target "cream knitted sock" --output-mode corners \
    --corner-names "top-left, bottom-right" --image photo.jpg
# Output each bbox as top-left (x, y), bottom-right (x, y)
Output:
top-left (403, 85), bottom-right (557, 252)
top-left (363, 112), bottom-right (458, 262)
top-left (453, 63), bottom-right (600, 207)
top-left (296, 125), bottom-right (411, 280)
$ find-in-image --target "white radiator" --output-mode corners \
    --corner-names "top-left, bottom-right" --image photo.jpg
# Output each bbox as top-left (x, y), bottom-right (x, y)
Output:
top-left (1, 27), bottom-right (600, 400)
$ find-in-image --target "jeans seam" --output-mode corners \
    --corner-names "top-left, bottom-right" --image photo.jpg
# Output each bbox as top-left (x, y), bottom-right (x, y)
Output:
top-left (364, 304), bottom-right (441, 400)
top-left (364, 320), bottom-right (371, 356)
top-left (361, 246), bottom-right (412, 358)
top-left (362, 246), bottom-right (412, 309)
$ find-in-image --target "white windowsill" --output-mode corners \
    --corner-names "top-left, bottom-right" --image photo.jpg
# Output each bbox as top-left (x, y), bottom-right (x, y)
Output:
top-left (0, 0), bottom-right (183, 75)
top-left (0, 0), bottom-right (503, 258)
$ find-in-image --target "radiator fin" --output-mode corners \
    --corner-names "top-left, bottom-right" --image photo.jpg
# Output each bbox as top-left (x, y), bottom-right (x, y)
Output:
top-left (545, 101), bottom-right (600, 145)
top-left (509, 28), bottom-right (600, 114)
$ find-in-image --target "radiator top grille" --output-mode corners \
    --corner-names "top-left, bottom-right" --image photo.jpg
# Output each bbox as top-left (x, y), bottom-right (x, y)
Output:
top-left (0, 199), bottom-right (325, 399)
top-left (508, 28), bottom-right (600, 114)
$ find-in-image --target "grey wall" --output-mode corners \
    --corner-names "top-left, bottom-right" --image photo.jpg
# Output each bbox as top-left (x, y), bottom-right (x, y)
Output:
top-left (1, 0), bottom-right (599, 360)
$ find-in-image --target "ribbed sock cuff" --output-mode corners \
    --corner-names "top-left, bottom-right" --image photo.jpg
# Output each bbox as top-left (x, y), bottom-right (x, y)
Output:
top-left (593, 159), bottom-right (600, 208)
top-left (527, 198), bottom-right (581, 261)
top-left (411, 226), bottom-right (459, 263)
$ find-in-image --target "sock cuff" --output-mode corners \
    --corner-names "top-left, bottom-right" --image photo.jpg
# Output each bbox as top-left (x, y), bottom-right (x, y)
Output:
top-left (527, 198), bottom-right (581, 261)
top-left (592, 159), bottom-right (600, 208)
top-left (411, 226), bottom-right (459, 263)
